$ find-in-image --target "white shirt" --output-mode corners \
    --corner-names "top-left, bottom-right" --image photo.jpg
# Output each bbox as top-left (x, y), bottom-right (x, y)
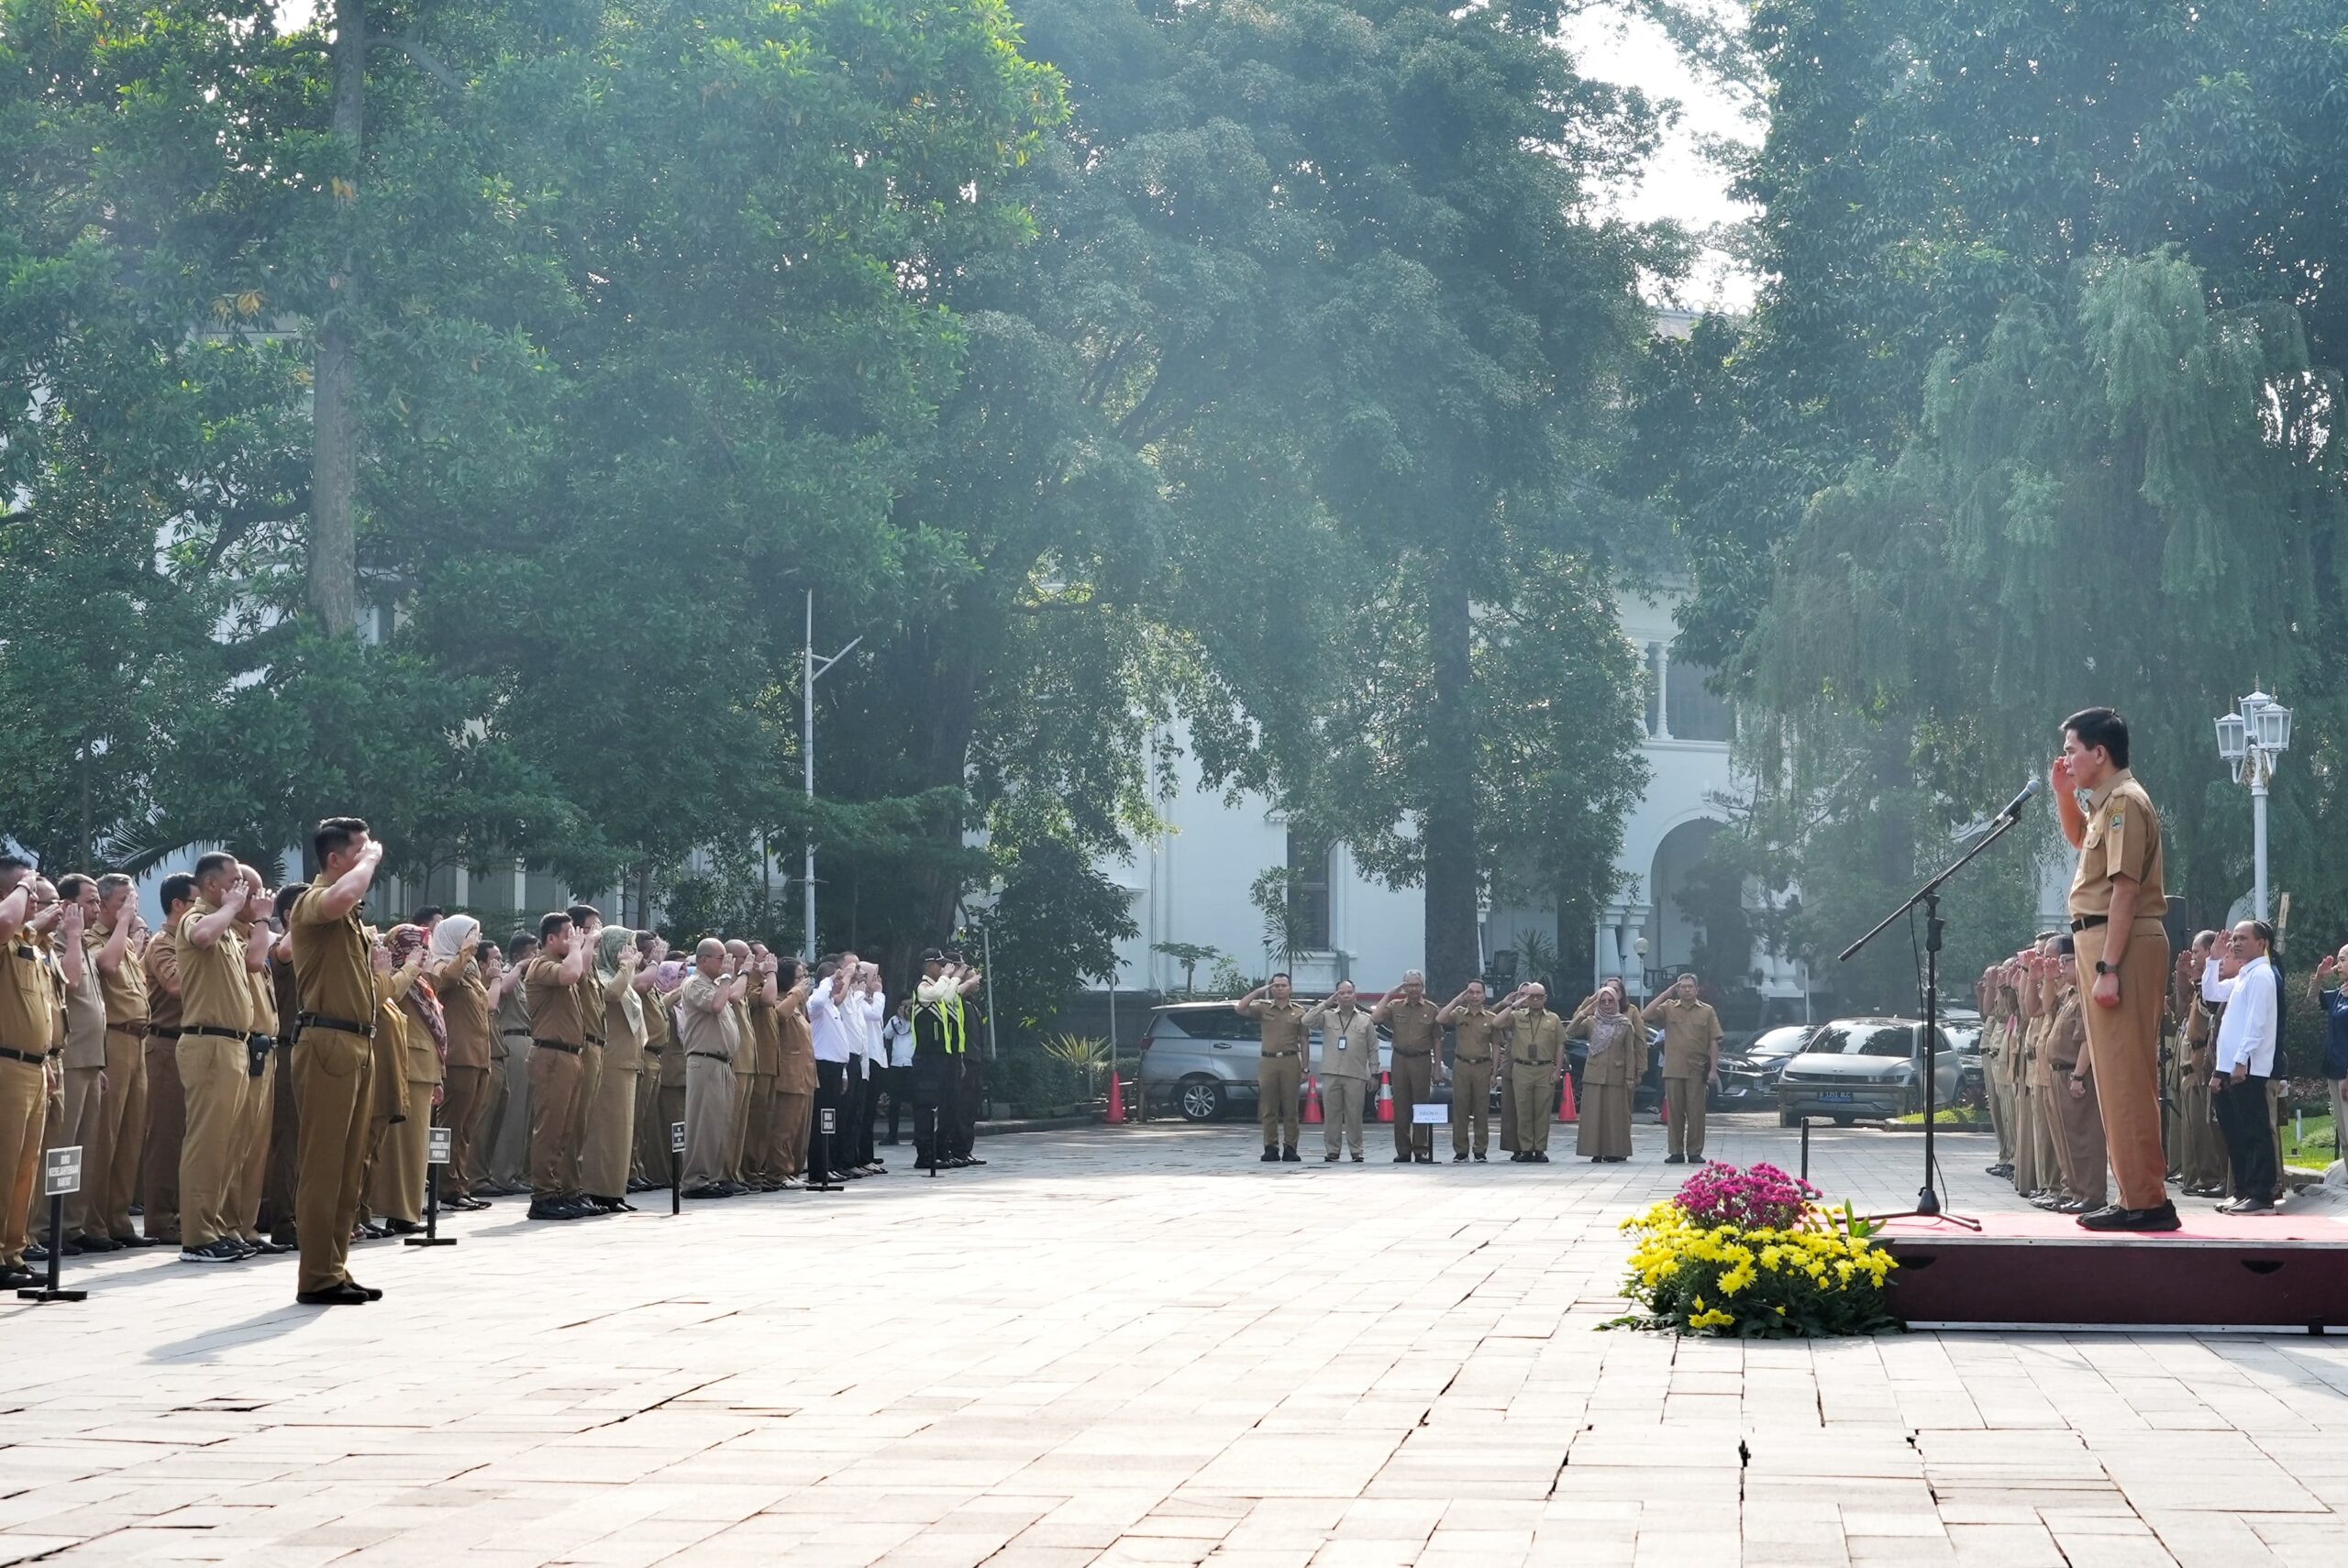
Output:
top-left (883, 1013), bottom-right (914, 1067)
top-left (857, 988), bottom-right (885, 1075)
top-left (808, 983), bottom-right (854, 1065)
top-left (2203, 955), bottom-right (2278, 1077)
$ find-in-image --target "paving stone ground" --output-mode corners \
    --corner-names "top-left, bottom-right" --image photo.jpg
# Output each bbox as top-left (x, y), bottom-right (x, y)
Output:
top-left (3, 1115), bottom-right (2345, 1566)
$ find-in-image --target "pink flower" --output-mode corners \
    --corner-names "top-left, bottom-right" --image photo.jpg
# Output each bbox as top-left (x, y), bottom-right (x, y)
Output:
top-left (1672, 1161), bottom-right (1819, 1231)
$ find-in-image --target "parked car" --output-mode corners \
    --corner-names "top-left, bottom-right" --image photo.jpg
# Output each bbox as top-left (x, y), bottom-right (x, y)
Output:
top-left (1136, 1000), bottom-right (1396, 1123)
top-left (1711, 1023), bottom-right (1816, 1110)
top-left (1774, 1017), bottom-right (1964, 1126)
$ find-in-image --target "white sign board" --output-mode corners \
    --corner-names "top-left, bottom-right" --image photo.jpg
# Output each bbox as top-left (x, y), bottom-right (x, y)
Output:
top-left (1412, 1102), bottom-right (1449, 1126)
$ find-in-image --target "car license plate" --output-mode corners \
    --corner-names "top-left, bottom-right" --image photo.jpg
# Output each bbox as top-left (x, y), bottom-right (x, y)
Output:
top-left (1817, 1091), bottom-right (1854, 1103)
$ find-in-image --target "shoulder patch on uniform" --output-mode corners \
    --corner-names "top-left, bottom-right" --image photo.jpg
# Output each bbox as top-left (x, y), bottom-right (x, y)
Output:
top-left (2110, 810), bottom-right (2125, 827)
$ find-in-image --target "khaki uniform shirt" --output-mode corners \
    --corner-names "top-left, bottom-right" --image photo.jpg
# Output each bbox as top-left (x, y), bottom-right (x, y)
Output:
top-left (604, 984), bottom-right (647, 1073)
top-left (1450, 1005), bottom-right (1500, 1064)
top-left (775, 995), bottom-right (815, 1094)
top-left (1, 927), bottom-right (57, 1056)
top-left (643, 985), bottom-right (681, 1088)
top-left (246, 959), bottom-right (279, 1038)
top-left (495, 976), bottom-right (533, 1058)
top-left (372, 971), bottom-right (413, 1120)
top-left (1385, 996), bottom-right (1440, 1059)
top-left (441, 962), bottom-right (493, 1070)
top-left (2046, 994), bottom-right (2087, 1073)
top-left (1301, 1002), bottom-right (1379, 1081)
top-left (95, 924), bottom-right (149, 1036)
top-left (1245, 998), bottom-right (1309, 1057)
top-left (2068, 768), bottom-right (2165, 932)
top-left (748, 995), bottom-right (781, 1075)
top-left (288, 877), bottom-right (372, 1033)
top-left (143, 924), bottom-right (183, 1033)
top-left (578, 968), bottom-right (607, 1049)
top-left (62, 935), bottom-right (108, 1069)
top-left (1651, 996), bottom-right (1722, 1078)
top-left (525, 956), bottom-right (587, 1046)
top-left (173, 903), bottom-right (252, 1033)
top-left (677, 976), bottom-right (741, 1062)
top-left (1511, 1008), bottom-right (1570, 1072)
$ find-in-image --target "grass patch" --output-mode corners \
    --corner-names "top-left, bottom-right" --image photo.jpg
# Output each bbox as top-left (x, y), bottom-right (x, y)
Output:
top-left (2282, 1114), bottom-right (2339, 1168)
top-left (1892, 1107), bottom-right (1990, 1126)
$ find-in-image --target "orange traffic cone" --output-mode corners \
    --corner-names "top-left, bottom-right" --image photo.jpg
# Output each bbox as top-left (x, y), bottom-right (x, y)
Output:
top-left (1556, 1073), bottom-right (1578, 1123)
top-left (1106, 1072), bottom-right (1126, 1125)
top-left (1376, 1071), bottom-right (1394, 1123)
top-left (1303, 1076), bottom-right (1324, 1124)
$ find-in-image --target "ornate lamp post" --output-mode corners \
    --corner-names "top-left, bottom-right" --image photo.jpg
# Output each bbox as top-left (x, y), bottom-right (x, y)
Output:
top-left (2214, 690), bottom-right (2292, 922)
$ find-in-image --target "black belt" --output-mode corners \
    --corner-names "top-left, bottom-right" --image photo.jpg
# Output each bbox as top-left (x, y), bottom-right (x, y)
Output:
top-left (533, 1038), bottom-right (581, 1055)
top-left (1392, 1048), bottom-right (1434, 1058)
top-left (146, 1024), bottom-right (183, 1040)
top-left (0, 1046), bottom-right (53, 1066)
top-left (296, 1011), bottom-right (373, 1039)
top-left (106, 1021), bottom-right (149, 1038)
top-left (689, 1050), bottom-right (729, 1061)
top-left (1262, 1050), bottom-right (1300, 1058)
top-left (1456, 1055), bottom-right (1493, 1065)
top-left (2071, 915), bottom-right (2109, 932)
top-left (500, 1028), bottom-right (530, 1039)
top-left (182, 1024), bottom-right (248, 1041)
top-left (2051, 1060), bottom-right (2077, 1073)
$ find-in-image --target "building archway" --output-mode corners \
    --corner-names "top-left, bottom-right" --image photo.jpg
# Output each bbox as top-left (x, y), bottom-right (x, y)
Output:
top-left (1644, 816), bottom-right (1729, 986)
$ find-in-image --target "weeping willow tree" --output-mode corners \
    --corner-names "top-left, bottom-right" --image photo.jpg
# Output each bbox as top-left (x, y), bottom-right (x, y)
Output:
top-left (1737, 252), bottom-right (2343, 969)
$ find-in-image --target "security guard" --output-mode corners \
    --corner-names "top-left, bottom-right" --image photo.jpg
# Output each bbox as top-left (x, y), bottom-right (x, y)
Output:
top-left (1234, 974), bottom-right (1308, 1163)
top-left (2053, 707), bottom-right (2176, 1231)
top-left (1436, 980), bottom-right (1500, 1162)
top-left (1650, 972), bottom-right (1722, 1165)
top-left (1373, 970), bottom-right (1441, 1163)
top-left (285, 817), bottom-right (387, 1305)
top-left (911, 948), bottom-right (968, 1170)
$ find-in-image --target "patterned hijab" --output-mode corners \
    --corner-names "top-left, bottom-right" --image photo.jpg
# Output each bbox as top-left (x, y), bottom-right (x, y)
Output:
top-left (387, 922), bottom-right (448, 1055)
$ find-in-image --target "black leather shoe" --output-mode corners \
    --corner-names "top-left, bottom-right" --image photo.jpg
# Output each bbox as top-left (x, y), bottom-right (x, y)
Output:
top-left (69, 1235), bottom-right (122, 1254)
top-left (1324, 1151), bottom-right (1339, 1162)
top-left (0, 1265), bottom-right (37, 1289)
top-left (681, 1185), bottom-right (727, 1199)
top-left (1280, 1147), bottom-right (1301, 1163)
top-left (1392, 1154), bottom-right (1412, 1164)
top-left (2077, 1201), bottom-right (2182, 1231)
top-left (1260, 1145), bottom-right (1280, 1163)
top-left (23, 1243), bottom-right (50, 1264)
top-left (1473, 1152), bottom-right (1488, 1162)
top-left (526, 1199), bottom-right (577, 1221)
top-left (110, 1233), bottom-right (158, 1249)
top-left (382, 1219), bottom-right (424, 1236)
top-left (295, 1282), bottom-right (373, 1306)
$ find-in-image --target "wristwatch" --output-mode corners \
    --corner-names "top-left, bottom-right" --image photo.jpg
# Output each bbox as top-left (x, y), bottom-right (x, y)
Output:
top-left (2095, 960), bottom-right (2117, 977)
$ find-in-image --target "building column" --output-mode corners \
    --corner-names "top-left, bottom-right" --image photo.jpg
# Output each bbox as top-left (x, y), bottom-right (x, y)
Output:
top-left (1653, 643), bottom-right (1673, 740)
top-left (511, 859), bottom-right (526, 918)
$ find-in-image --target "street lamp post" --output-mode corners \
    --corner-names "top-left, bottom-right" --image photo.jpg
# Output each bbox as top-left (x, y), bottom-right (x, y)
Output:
top-left (802, 591), bottom-right (863, 961)
top-left (2214, 690), bottom-right (2293, 922)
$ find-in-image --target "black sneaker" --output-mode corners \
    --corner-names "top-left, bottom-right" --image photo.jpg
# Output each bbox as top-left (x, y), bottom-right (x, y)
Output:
top-left (1454, 1152), bottom-right (1468, 1163)
top-left (1324, 1151), bottom-right (1339, 1163)
top-left (1473, 1152), bottom-right (1488, 1162)
top-left (1392, 1154), bottom-right (1412, 1164)
top-left (1260, 1145), bottom-right (1280, 1164)
top-left (1280, 1147), bottom-right (1301, 1163)
top-left (178, 1239), bottom-right (243, 1264)
top-left (1350, 1152), bottom-right (1364, 1163)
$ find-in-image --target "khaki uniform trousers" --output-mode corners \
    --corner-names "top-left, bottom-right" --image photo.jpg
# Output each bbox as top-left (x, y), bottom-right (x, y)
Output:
top-left (681, 1051), bottom-right (738, 1189)
top-left (92, 1026), bottom-right (147, 1240)
top-left (140, 1034), bottom-right (185, 1242)
top-left (223, 1050), bottom-right (274, 1242)
top-left (1390, 1052), bottom-right (1434, 1158)
top-left (1509, 1068), bottom-right (1555, 1154)
top-left (371, 1069), bottom-right (436, 1225)
top-left (0, 1057), bottom-right (46, 1267)
top-left (727, 1054), bottom-right (757, 1180)
top-left (740, 1071), bottom-right (777, 1182)
top-left (581, 1060), bottom-right (638, 1198)
top-left (44, 1064), bottom-right (105, 1243)
top-left (2048, 1068), bottom-right (2108, 1209)
top-left (1498, 1057), bottom-right (1518, 1152)
top-left (175, 1033), bottom-right (249, 1248)
top-left (293, 1027), bottom-right (375, 1295)
top-left (1450, 1059), bottom-right (1493, 1155)
top-left (1983, 1050), bottom-right (2015, 1163)
top-left (632, 1056), bottom-right (666, 1182)
top-left (470, 1053), bottom-right (506, 1190)
top-left (772, 1088), bottom-right (811, 1179)
top-left (1257, 1053), bottom-right (1301, 1148)
top-left (527, 1043), bottom-right (588, 1198)
top-left (260, 1043), bottom-right (300, 1237)
top-left (488, 1039), bottom-right (533, 1188)
top-left (568, 1043), bottom-right (602, 1195)
top-left (2074, 925), bottom-right (2171, 1210)
top-left (1320, 1076), bottom-right (1369, 1156)
top-left (1663, 1077), bottom-right (1709, 1160)
top-left (439, 1064), bottom-right (488, 1198)
top-left (2010, 1061), bottom-right (2043, 1195)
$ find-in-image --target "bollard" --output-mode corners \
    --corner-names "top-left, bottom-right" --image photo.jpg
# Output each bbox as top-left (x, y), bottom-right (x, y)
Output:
top-left (1800, 1116), bottom-right (1811, 1184)
top-left (406, 1128), bottom-right (458, 1247)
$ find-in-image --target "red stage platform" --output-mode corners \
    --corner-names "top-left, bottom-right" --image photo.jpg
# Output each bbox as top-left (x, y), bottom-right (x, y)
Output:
top-left (1879, 1209), bottom-right (2348, 1332)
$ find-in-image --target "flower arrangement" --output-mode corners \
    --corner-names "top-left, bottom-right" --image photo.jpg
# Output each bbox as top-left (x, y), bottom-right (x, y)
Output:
top-left (1610, 1161), bottom-right (1900, 1338)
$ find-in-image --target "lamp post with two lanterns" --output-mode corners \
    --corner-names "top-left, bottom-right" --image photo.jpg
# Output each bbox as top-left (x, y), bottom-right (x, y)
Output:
top-left (2213, 690), bottom-right (2293, 923)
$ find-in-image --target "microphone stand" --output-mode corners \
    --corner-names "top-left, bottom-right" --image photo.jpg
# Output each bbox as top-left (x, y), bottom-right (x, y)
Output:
top-left (1838, 803), bottom-right (2031, 1230)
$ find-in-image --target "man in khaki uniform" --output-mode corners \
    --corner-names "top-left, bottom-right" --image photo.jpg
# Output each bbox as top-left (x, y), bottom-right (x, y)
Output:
top-left (1650, 973), bottom-right (1723, 1165)
top-left (224, 873), bottom-right (285, 1254)
top-left (2178, 933), bottom-right (2227, 1194)
top-left (1976, 967), bottom-right (2015, 1175)
top-left (286, 816), bottom-right (387, 1305)
top-left (140, 874), bottom-right (194, 1245)
top-left (770, 959), bottom-right (814, 1185)
top-left (49, 877), bottom-right (108, 1253)
top-left (1495, 983), bottom-right (1567, 1161)
top-left (567, 905), bottom-right (608, 1205)
top-left (741, 947), bottom-right (782, 1187)
top-left (678, 939), bottom-right (749, 1195)
top-left (525, 911), bottom-right (594, 1221)
top-left (2054, 707), bottom-right (2177, 1231)
top-left (2038, 938), bottom-right (2107, 1213)
top-left (1302, 981), bottom-right (1379, 1161)
top-left (0, 858), bottom-right (58, 1286)
top-left (174, 853), bottom-right (255, 1264)
top-left (88, 874), bottom-right (150, 1248)
top-left (1373, 971), bottom-right (1441, 1163)
top-left (1235, 974), bottom-right (1308, 1163)
top-left (1436, 980), bottom-right (1500, 1162)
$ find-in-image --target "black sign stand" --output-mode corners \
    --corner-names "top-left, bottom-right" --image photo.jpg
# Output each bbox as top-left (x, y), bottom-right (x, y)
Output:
top-left (669, 1121), bottom-right (685, 1216)
top-left (808, 1105), bottom-right (842, 1192)
top-left (406, 1128), bottom-right (459, 1247)
top-left (20, 1148), bottom-right (85, 1302)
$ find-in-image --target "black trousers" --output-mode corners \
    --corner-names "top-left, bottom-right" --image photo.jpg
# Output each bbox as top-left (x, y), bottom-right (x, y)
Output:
top-left (854, 1066), bottom-right (880, 1165)
top-left (951, 1054), bottom-right (983, 1157)
top-left (911, 1052), bottom-right (951, 1166)
top-left (882, 1064), bottom-right (912, 1142)
top-left (2213, 1074), bottom-right (2277, 1203)
top-left (811, 1059), bottom-right (850, 1184)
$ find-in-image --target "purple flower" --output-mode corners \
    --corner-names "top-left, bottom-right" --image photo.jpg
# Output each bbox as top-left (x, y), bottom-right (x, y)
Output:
top-left (1672, 1160), bottom-right (1820, 1231)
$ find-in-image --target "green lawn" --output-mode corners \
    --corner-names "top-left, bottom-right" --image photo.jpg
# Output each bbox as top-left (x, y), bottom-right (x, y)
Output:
top-left (1892, 1107), bottom-right (1990, 1126)
top-left (2283, 1114), bottom-right (2340, 1169)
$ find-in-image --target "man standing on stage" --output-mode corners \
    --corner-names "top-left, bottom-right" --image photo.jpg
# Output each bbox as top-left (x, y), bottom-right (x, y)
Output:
top-left (2053, 707), bottom-right (2178, 1231)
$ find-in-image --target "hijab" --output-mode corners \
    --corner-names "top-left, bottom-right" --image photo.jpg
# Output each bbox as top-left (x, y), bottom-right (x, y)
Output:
top-left (387, 922), bottom-right (448, 1055)
top-left (427, 913), bottom-right (480, 968)
top-left (596, 924), bottom-right (644, 1035)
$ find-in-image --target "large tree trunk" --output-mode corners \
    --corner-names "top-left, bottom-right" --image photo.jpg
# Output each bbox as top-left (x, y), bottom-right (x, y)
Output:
top-left (307, 0), bottom-right (365, 635)
top-left (1423, 573), bottom-right (1479, 992)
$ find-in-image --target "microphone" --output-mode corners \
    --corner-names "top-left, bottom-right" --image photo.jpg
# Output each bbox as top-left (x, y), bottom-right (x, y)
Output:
top-left (1996, 778), bottom-right (2043, 822)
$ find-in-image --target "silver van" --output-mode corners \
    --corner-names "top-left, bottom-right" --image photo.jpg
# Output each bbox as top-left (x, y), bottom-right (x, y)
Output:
top-left (1137, 1000), bottom-right (1395, 1123)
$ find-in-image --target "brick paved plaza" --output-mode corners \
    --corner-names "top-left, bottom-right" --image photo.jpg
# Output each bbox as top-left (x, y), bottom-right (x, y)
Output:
top-left (2, 1116), bottom-right (2344, 1566)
